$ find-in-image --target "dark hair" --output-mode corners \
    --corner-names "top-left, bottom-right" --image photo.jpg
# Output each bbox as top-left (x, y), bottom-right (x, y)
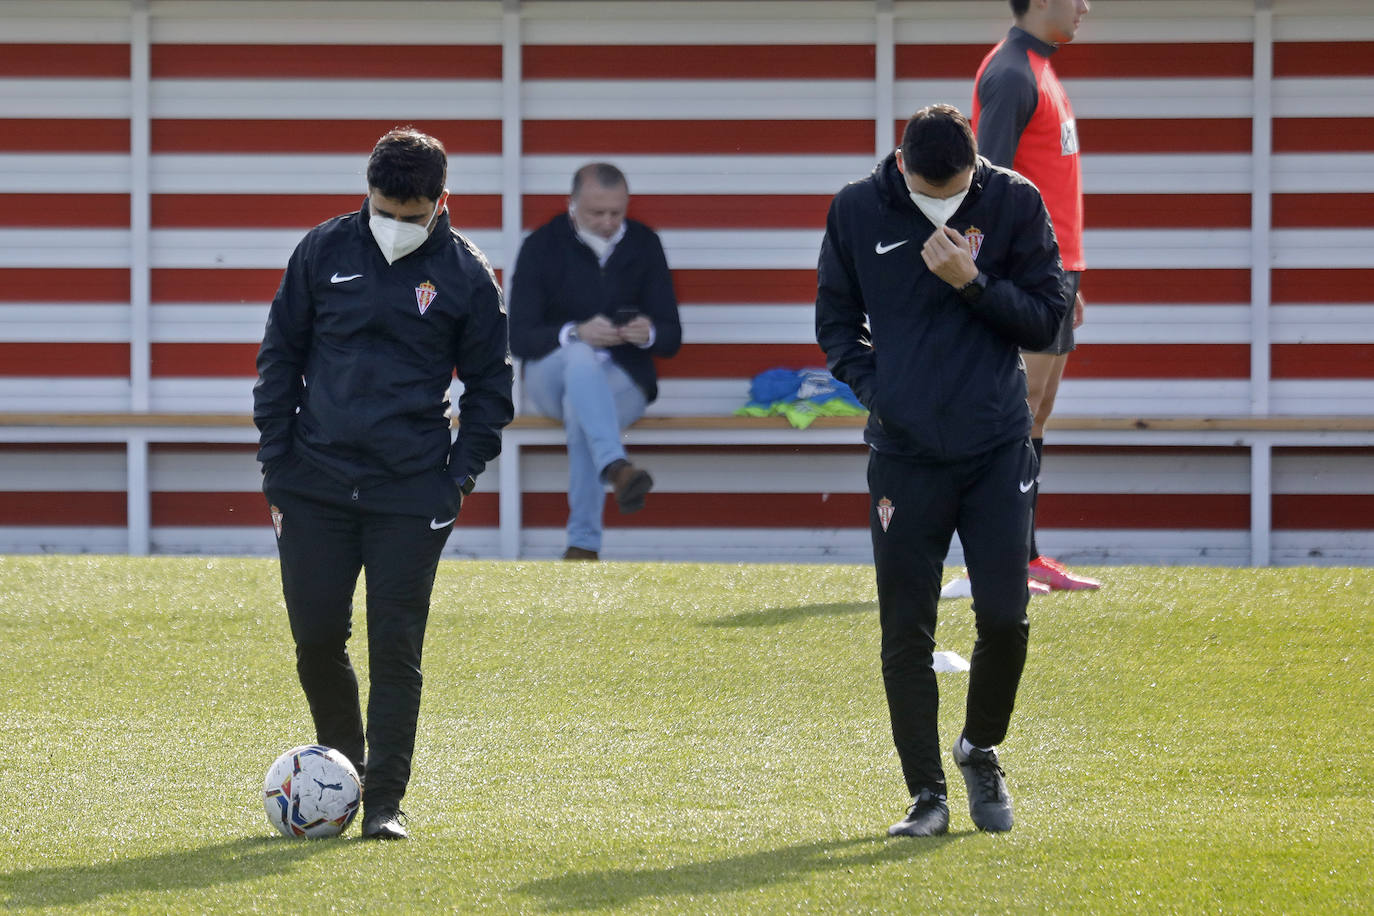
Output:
top-left (1010, 0), bottom-right (1031, 16)
top-left (366, 127), bottom-right (447, 201)
top-left (571, 162), bottom-right (628, 197)
top-left (900, 104), bottom-right (978, 183)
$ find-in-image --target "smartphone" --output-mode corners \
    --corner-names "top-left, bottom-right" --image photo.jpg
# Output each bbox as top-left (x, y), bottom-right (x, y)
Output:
top-left (612, 309), bottom-right (640, 326)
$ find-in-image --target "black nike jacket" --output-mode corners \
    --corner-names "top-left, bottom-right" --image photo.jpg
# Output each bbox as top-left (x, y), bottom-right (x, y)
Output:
top-left (254, 200), bottom-right (514, 516)
top-left (815, 152), bottom-right (1067, 461)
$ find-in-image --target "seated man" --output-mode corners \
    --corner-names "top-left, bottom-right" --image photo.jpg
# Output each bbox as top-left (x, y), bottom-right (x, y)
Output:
top-left (508, 163), bottom-right (682, 560)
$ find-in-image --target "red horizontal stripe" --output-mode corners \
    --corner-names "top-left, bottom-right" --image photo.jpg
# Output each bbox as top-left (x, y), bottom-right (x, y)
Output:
top-left (1085, 193), bottom-right (1249, 229)
top-left (0, 268), bottom-right (129, 303)
top-left (150, 194), bottom-right (501, 229)
top-left (151, 343), bottom-right (256, 377)
top-left (152, 119), bottom-right (501, 154)
top-left (0, 193), bottom-right (128, 228)
top-left (151, 44), bottom-right (502, 79)
top-left (0, 491), bottom-right (125, 526)
top-left (1271, 344), bottom-right (1374, 379)
top-left (1274, 42), bottom-right (1374, 77)
top-left (895, 43), bottom-right (1252, 79)
top-left (0, 343), bottom-right (127, 376)
top-left (523, 492), bottom-right (867, 528)
top-left (1083, 269), bottom-right (1249, 304)
top-left (523, 45), bottom-right (874, 80)
top-left (1038, 493), bottom-right (1248, 529)
top-left (0, 443), bottom-right (124, 454)
top-left (1272, 193), bottom-right (1374, 228)
top-left (523, 195), bottom-right (832, 231)
top-left (659, 343), bottom-right (827, 379)
top-left (1271, 269), bottom-right (1374, 304)
top-left (152, 269), bottom-right (280, 303)
top-left (1274, 118), bottom-right (1374, 153)
top-left (149, 491), bottom-right (499, 527)
top-left (1065, 344), bottom-right (1250, 379)
top-left (0, 44), bottom-right (129, 78)
top-left (673, 269), bottom-right (817, 303)
top-left (1077, 118), bottom-right (1251, 153)
top-left (1273, 494), bottom-right (1374, 530)
top-left (523, 119), bottom-right (871, 155)
top-left (0, 118), bottom-right (128, 152)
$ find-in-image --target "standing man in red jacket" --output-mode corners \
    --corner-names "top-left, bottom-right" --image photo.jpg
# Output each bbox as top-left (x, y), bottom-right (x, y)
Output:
top-left (969, 0), bottom-right (1101, 592)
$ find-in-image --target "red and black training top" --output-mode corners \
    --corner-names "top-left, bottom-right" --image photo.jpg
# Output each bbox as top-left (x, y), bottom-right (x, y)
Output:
top-left (972, 26), bottom-right (1085, 272)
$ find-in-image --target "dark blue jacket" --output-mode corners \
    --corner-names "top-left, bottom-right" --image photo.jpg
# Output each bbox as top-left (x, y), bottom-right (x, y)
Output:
top-left (815, 153), bottom-right (1066, 461)
top-left (508, 214), bottom-right (681, 403)
top-left (254, 200), bottom-right (513, 515)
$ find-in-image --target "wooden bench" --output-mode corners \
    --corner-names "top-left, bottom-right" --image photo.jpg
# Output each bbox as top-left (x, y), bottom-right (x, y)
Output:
top-left (3, 412), bottom-right (1374, 563)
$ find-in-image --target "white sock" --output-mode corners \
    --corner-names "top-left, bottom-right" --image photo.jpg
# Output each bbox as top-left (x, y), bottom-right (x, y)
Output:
top-left (959, 735), bottom-right (993, 756)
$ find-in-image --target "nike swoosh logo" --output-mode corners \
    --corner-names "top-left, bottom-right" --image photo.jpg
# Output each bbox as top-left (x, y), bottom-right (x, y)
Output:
top-left (1019, 481), bottom-right (1035, 493)
top-left (430, 517), bottom-right (456, 530)
top-left (875, 240), bottom-right (910, 254)
top-left (330, 272), bottom-right (363, 283)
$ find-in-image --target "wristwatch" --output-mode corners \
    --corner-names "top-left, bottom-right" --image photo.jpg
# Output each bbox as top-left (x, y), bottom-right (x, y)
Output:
top-left (456, 475), bottom-right (477, 498)
top-left (957, 271), bottom-right (987, 304)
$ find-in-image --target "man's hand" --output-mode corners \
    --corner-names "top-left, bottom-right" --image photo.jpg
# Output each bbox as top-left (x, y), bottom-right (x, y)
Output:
top-left (617, 315), bottom-right (653, 346)
top-left (921, 225), bottom-right (979, 288)
top-left (576, 315), bottom-right (622, 347)
top-left (1073, 291), bottom-right (1085, 329)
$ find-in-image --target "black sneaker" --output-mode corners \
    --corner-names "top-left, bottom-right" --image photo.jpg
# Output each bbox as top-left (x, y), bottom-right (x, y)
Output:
top-left (360, 805), bottom-right (409, 840)
top-left (887, 788), bottom-right (949, 837)
top-left (952, 741), bottom-right (1014, 832)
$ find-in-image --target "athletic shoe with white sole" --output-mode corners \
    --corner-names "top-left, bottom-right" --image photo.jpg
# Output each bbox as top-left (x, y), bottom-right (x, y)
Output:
top-left (1029, 555), bottom-right (1101, 591)
top-left (887, 788), bottom-right (949, 837)
top-left (952, 740), bottom-right (1013, 832)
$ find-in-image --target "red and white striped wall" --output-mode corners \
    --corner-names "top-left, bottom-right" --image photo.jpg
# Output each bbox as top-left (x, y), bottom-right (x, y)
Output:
top-left (1, 0), bottom-right (1372, 564)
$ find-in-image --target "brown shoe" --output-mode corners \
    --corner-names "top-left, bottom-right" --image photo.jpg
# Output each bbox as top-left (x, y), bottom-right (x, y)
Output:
top-left (563, 546), bottom-right (599, 561)
top-left (604, 459), bottom-right (653, 514)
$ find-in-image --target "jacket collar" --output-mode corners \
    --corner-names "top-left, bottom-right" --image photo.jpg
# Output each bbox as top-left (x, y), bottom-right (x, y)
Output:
top-left (876, 151), bottom-right (991, 214)
top-left (1008, 24), bottom-right (1059, 57)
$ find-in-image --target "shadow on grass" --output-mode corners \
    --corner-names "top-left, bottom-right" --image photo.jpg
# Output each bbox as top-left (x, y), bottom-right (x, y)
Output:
top-left (0, 835), bottom-right (335, 910)
top-left (703, 601), bottom-right (877, 628)
top-left (516, 833), bottom-right (958, 911)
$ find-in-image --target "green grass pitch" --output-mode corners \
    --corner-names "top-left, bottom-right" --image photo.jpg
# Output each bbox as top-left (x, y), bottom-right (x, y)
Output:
top-left (0, 556), bottom-right (1369, 913)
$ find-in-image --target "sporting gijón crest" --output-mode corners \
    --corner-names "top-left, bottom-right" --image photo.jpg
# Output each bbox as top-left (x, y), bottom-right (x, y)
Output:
top-left (963, 226), bottom-right (984, 261)
top-left (877, 497), bottom-right (894, 532)
top-left (415, 280), bottom-right (438, 315)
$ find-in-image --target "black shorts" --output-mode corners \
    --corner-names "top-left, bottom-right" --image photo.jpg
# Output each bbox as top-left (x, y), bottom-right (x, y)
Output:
top-left (1022, 270), bottom-right (1080, 357)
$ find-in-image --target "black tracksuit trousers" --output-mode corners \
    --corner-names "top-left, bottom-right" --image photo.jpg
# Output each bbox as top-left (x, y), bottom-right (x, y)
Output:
top-left (265, 487), bottom-right (451, 808)
top-left (868, 438), bottom-right (1035, 797)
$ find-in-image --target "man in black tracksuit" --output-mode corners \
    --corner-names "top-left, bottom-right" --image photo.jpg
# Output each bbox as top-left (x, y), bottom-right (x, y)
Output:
top-left (254, 128), bottom-right (513, 840)
top-left (815, 105), bottom-right (1065, 836)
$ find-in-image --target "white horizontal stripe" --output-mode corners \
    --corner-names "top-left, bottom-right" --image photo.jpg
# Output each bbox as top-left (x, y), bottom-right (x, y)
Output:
top-left (1273, 78), bottom-right (1374, 118)
top-left (145, 228), bottom-right (504, 269)
top-left (150, 378), bottom-right (256, 414)
top-left (1074, 306), bottom-right (1254, 344)
top-left (1274, 7), bottom-right (1374, 41)
top-left (0, 154), bottom-right (132, 192)
top-left (1053, 380), bottom-right (1253, 416)
top-left (681, 305), bottom-right (816, 344)
top-left (524, 154), bottom-right (869, 195)
top-left (150, 0), bottom-right (501, 43)
top-left (1271, 532), bottom-right (1374, 567)
top-left (1085, 229), bottom-right (1252, 268)
top-left (524, 451), bottom-right (867, 494)
top-left (657, 229), bottom-right (824, 269)
top-left (0, 378), bottom-right (132, 413)
top-left (1272, 154), bottom-right (1374, 193)
top-left (896, 78), bottom-right (1254, 120)
top-left (1275, 452), bottom-right (1374, 494)
top-left (1271, 229), bottom-right (1374, 268)
top-left (521, 1), bottom-right (877, 44)
top-left (1041, 451), bottom-right (1251, 494)
top-left (522, 80), bottom-right (876, 120)
top-left (0, 79), bottom-right (131, 118)
top-left (521, 526), bottom-right (877, 564)
top-left (897, 0), bottom-right (1257, 43)
top-left (0, 2), bottom-right (133, 42)
top-left (152, 305), bottom-right (268, 343)
top-left (0, 527), bottom-right (131, 554)
top-left (0, 451), bottom-right (127, 491)
top-left (1271, 380), bottom-right (1374, 415)
top-left (151, 153), bottom-right (504, 194)
top-left (150, 79), bottom-right (503, 119)
top-left (645, 380), bottom-right (760, 417)
top-left (0, 305), bottom-right (131, 342)
top-left (1087, 154), bottom-right (1256, 194)
top-left (1271, 305), bottom-right (1374, 343)
top-left (0, 229), bottom-right (130, 267)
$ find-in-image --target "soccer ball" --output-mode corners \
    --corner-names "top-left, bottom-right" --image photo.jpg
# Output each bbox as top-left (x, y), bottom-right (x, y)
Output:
top-left (262, 745), bottom-right (361, 838)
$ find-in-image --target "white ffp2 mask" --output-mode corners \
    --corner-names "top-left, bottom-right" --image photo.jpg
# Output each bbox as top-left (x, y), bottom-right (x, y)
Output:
top-left (370, 195), bottom-right (444, 264)
top-left (909, 188), bottom-right (968, 228)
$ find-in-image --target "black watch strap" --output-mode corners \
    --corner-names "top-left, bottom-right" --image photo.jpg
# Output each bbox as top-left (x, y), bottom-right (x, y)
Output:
top-left (957, 271), bottom-right (987, 304)
top-left (457, 475), bottom-right (477, 497)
